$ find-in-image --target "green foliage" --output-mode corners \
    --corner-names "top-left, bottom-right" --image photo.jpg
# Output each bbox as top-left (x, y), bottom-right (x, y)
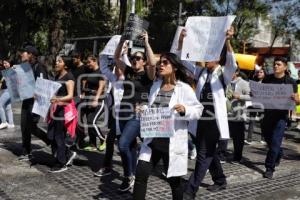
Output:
top-left (146, 0), bottom-right (179, 52)
top-left (0, 0), bottom-right (115, 58)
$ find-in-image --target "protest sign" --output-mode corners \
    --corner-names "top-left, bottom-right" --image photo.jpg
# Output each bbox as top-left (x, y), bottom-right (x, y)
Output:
top-left (181, 15), bottom-right (236, 62)
top-left (2, 63), bottom-right (35, 102)
top-left (32, 78), bottom-right (62, 118)
top-left (100, 35), bottom-right (121, 56)
top-left (140, 107), bottom-right (174, 138)
top-left (122, 13), bottom-right (149, 41)
top-left (122, 13), bottom-right (149, 54)
top-left (170, 26), bottom-right (184, 53)
top-left (250, 80), bottom-right (295, 110)
top-left (235, 54), bottom-right (257, 70)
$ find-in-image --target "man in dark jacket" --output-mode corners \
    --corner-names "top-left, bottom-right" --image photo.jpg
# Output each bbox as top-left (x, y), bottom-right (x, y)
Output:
top-left (261, 57), bottom-right (299, 179)
top-left (19, 45), bottom-right (50, 161)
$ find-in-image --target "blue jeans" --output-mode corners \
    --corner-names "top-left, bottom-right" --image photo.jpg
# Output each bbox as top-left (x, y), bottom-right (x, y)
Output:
top-left (118, 116), bottom-right (140, 177)
top-left (262, 118), bottom-right (285, 171)
top-left (0, 89), bottom-right (13, 124)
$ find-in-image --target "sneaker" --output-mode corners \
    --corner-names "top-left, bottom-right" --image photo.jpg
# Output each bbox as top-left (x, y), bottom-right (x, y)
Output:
top-left (263, 170), bottom-right (273, 179)
top-left (260, 140), bottom-right (266, 145)
top-left (66, 151), bottom-right (77, 166)
top-left (207, 183), bottom-right (227, 192)
top-left (188, 148), bottom-right (197, 160)
top-left (49, 164), bottom-right (68, 173)
top-left (7, 124), bottom-right (15, 129)
top-left (118, 176), bottom-right (135, 192)
top-left (83, 145), bottom-right (98, 152)
top-left (94, 168), bottom-right (112, 177)
top-left (98, 142), bottom-right (106, 151)
top-left (0, 122), bottom-right (8, 129)
top-left (244, 140), bottom-right (253, 145)
top-left (18, 153), bottom-right (32, 161)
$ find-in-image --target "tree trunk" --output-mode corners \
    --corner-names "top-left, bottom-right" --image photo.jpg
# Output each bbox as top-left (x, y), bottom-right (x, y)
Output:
top-left (48, 16), bottom-right (64, 68)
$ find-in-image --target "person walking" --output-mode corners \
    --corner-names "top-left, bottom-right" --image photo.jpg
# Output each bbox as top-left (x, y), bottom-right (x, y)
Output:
top-left (133, 52), bottom-right (203, 200)
top-left (0, 59), bottom-right (14, 129)
top-left (177, 27), bottom-right (237, 199)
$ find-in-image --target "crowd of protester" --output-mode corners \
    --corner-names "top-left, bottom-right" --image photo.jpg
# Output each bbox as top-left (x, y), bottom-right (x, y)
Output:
top-left (0, 26), bottom-right (299, 200)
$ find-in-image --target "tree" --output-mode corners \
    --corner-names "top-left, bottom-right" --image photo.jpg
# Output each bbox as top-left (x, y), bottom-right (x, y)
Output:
top-left (0, 0), bottom-right (114, 63)
top-left (267, 0), bottom-right (300, 54)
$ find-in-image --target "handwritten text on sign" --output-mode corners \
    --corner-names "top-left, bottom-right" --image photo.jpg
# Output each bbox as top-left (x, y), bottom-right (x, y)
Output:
top-left (140, 107), bottom-right (174, 138)
top-left (181, 16), bottom-right (235, 62)
top-left (32, 78), bottom-right (62, 118)
top-left (250, 80), bottom-right (295, 110)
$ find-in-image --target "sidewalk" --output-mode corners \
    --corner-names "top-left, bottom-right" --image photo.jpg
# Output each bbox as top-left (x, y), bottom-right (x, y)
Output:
top-left (0, 103), bottom-right (299, 200)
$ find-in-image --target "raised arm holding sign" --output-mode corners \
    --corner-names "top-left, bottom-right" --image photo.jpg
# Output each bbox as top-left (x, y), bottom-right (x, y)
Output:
top-left (181, 16), bottom-right (235, 62)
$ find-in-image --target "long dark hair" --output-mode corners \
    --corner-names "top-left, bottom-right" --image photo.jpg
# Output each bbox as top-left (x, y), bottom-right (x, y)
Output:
top-left (160, 52), bottom-right (193, 86)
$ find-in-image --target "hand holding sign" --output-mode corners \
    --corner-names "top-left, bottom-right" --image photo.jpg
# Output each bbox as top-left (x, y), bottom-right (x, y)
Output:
top-left (226, 26), bottom-right (235, 40)
top-left (181, 16), bottom-right (236, 62)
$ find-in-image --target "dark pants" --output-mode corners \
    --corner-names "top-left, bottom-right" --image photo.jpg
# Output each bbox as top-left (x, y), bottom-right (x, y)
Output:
top-left (80, 100), bottom-right (105, 146)
top-left (185, 120), bottom-right (226, 196)
top-left (229, 121), bottom-right (245, 161)
top-left (102, 109), bottom-right (117, 169)
top-left (21, 98), bottom-right (50, 154)
top-left (247, 109), bottom-right (263, 141)
top-left (217, 140), bottom-right (228, 160)
top-left (262, 117), bottom-right (285, 171)
top-left (133, 148), bottom-right (183, 200)
top-left (48, 106), bottom-right (70, 165)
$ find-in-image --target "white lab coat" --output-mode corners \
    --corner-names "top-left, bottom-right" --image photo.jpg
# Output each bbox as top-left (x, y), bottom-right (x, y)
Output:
top-left (185, 52), bottom-right (237, 139)
top-left (99, 55), bottom-right (124, 135)
top-left (138, 80), bottom-right (203, 178)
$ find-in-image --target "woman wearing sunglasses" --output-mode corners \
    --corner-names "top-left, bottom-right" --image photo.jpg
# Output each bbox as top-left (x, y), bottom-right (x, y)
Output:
top-left (133, 53), bottom-right (203, 200)
top-left (113, 31), bottom-right (156, 191)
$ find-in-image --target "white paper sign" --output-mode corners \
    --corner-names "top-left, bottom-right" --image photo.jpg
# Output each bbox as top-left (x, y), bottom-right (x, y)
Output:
top-left (250, 80), bottom-right (295, 110)
top-left (2, 63), bottom-right (36, 102)
top-left (100, 35), bottom-right (121, 55)
top-left (140, 107), bottom-right (175, 138)
top-left (32, 78), bottom-right (62, 118)
top-left (170, 26), bottom-right (184, 53)
top-left (181, 15), bottom-right (236, 62)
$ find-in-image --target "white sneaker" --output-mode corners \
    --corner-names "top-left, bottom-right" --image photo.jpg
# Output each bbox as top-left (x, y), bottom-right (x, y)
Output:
top-left (0, 122), bottom-right (8, 129)
top-left (244, 140), bottom-right (253, 145)
top-left (7, 124), bottom-right (15, 129)
top-left (260, 140), bottom-right (266, 145)
top-left (189, 149), bottom-right (197, 160)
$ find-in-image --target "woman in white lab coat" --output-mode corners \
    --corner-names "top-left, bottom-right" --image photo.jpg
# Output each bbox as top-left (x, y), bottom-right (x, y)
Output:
top-left (133, 52), bottom-right (203, 200)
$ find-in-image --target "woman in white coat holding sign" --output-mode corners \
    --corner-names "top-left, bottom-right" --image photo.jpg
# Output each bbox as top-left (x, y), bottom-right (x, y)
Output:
top-left (133, 53), bottom-right (203, 200)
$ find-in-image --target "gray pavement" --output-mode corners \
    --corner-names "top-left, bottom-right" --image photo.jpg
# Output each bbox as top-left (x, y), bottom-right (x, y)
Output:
top-left (0, 103), bottom-right (299, 200)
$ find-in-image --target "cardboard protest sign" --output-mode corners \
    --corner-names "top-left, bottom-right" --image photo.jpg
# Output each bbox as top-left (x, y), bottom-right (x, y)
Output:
top-left (250, 80), bottom-right (295, 110)
top-left (2, 63), bottom-right (35, 102)
top-left (181, 15), bottom-right (236, 62)
top-left (140, 107), bottom-right (174, 138)
top-left (170, 26), bottom-right (184, 53)
top-left (235, 54), bottom-right (257, 70)
top-left (100, 35), bottom-right (121, 56)
top-left (32, 78), bottom-right (62, 118)
top-left (122, 13), bottom-right (149, 53)
top-left (122, 13), bottom-right (149, 41)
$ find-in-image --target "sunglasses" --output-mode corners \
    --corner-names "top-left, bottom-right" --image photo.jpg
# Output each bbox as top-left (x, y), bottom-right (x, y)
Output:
top-left (159, 59), bottom-right (170, 66)
top-left (130, 55), bottom-right (143, 61)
